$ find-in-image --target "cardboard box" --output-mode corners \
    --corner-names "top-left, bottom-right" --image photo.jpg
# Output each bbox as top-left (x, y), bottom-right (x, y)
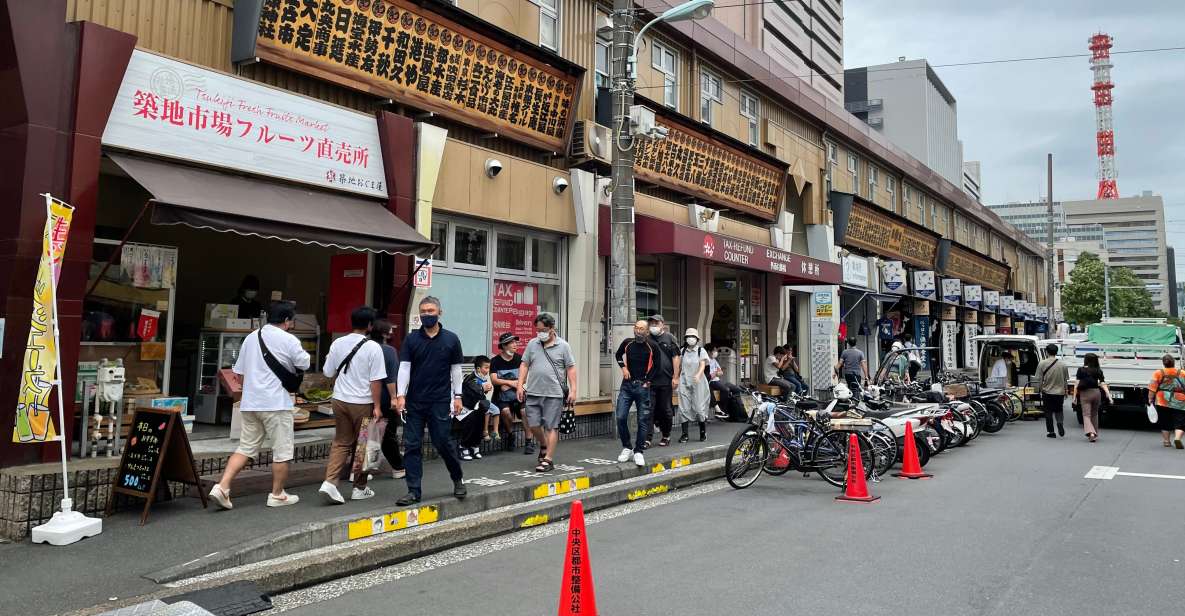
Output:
top-left (204, 303), bottom-right (240, 326)
top-left (207, 317), bottom-right (253, 330)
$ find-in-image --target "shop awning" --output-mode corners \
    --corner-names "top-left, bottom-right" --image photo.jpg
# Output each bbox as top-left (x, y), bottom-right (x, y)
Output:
top-left (109, 154), bottom-right (435, 257)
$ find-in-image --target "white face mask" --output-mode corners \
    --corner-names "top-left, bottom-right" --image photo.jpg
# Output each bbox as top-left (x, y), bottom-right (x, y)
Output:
top-left (685, 337), bottom-right (698, 346)
top-left (537, 331), bottom-right (551, 342)
top-left (649, 326), bottom-right (662, 336)
top-left (242, 290), bottom-right (258, 300)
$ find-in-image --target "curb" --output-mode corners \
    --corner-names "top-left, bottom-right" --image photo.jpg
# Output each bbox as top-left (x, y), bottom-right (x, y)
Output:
top-left (148, 444), bottom-right (726, 584)
top-left (69, 454), bottom-right (726, 616)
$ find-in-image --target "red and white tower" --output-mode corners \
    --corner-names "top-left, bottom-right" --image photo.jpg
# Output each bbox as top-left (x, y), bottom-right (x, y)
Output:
top-left (1089, 33), bottom-right (1119, 199)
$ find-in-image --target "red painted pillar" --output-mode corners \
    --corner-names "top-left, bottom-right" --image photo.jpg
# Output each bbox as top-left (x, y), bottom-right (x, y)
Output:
top-left (376, 112), bottom-right (417, 348)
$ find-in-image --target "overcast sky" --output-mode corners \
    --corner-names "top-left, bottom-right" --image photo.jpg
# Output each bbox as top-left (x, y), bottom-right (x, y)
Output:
top-left (842, 0), bottom-right (1185, 273)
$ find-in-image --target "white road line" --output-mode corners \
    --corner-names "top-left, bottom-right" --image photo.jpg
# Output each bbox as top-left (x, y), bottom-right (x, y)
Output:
top-left (1115, 471), bottom-right (1185, 480)
top-left (1084, 465), bottom-right (1185, 481)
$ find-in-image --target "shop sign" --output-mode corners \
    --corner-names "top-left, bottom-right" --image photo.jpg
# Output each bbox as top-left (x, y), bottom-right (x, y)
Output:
top-left (939, 305), bottom-right (957, 321)
top-left (964, 325), bottom-right (979, 368)
top-left (813, 291), bottom-right (834, 319)
top-left (983, 290), bottom-right (1000, 312)
top-left (941, 278), bottom-right (962, 304)
top-left (241, 0), bottom-right (580, 152)
top-left (945, 244), bottom-right (1009, 290)
top-left (842, 255), bottom-right (869, 288)
top-left (103, 50), bottom-right (387, 198)
top-left (1000, 295), bottom-right (1014, 315)
top-left (913, 315), bottom-right (932, 369)
top-left (881, 260), bottom-right (905, 293)
top-left (412, 258), bottom-right (432, 287)
top-left (1038, 306), bottom-right (1049, 320)
top-left (913, 270), bottom-right (936, 299)
top-left (490, 280), bottom-right (539, 355)
top-left (841, 202), bottom-right (938, 268)
top-left (634, 115), bottom-right (786, 220)
top-left (963, 285), bottom-right (982, 309)
top-left (941, 321), bottom-right (959, 371)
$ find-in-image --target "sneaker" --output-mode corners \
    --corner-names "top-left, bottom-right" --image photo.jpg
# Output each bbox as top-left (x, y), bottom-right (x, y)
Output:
top-left (396, 492), bottom-right (421, 506)
top-left (461, 448), bottom-right (475, 461)
top-left (392, 468), bottom-right (407, 479)
top-left (715, 410), bottom-right (730, 421)
top-left (266, 491), bottom-right (299, 507)
top-left (352, 486), bottom-right (375, 501)
top-left (633, 452), bottom-right (645, 467)
top-left (524, 440), bottom-right (537, 456)
top-left (473, 450), bottom-right (482, 459)
top-left (454, 480), bottom-right (468, 499)
top-left (1176, 438), bottom-right (1184, 449)
top-left (319, 481), bottom-right (345, 505)
top-left (617, 448), bottom-right (632, 463)
top-left (208, 484), bottom-right (233, 510)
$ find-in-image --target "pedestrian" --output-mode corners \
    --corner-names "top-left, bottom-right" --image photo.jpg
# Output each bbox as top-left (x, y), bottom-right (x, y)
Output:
top-left (705, 343), bottom-right (745, 422)
top-left (1148, 354), bottom-right (1185, 449)
top-left (209, 301), bottom-right (309, 510)
top-left (645, 314), bottom-right (680, 448)
top-left (517, 313), bottom-right (577, 472)
top-left (490, 333), bottom-right (525, 453)
top-left (395, 296), bottom-right (466, 506)
top-left (319, 306), bottom-right (387, 504)
top-left (762, 347), bottom-right (795, 398)
top-left (613, 320), bottom-right (659, 467)
top-left (989, 350), bottom-right (1013, 387)
top-left (456, 355), bottom-right (494, 460)
top-left (1035, 343), bottom-right (1068, 438)
top-left (782, 346), bottom-right (809, 394)
top-left (834, 337), bottom-right (868, 392)
top-left (1074, 352), bottom-right (1108, 443)
top-left (370, 319), bottom-right (405, 479)
top-left (902, 333), bottom-right (922, 381)
top-left (676, 328), bottom-right (710, 443)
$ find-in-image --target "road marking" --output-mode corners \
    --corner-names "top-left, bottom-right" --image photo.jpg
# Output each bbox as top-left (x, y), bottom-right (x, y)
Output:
top-left (1084, 466), bottom-right (1185, 481)
top-left (347, 505), bottom-right (440, 540)
top-left (1115, 471), bottom-right (1185, 480)
top-left (626, 484), bottom-right (669, 501)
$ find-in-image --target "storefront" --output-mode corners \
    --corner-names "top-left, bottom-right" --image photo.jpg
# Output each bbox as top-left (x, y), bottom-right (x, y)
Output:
top-left (937, 240), bottom-right (1011, 369)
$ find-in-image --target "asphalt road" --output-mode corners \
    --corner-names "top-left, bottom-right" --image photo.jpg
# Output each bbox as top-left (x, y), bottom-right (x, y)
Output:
top-left (267, 419), bottom-right (1185, 616)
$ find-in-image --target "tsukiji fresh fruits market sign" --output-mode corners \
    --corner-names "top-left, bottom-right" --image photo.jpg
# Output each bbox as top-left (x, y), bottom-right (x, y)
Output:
top-left (237, 0), bottom-right (581, 152)
top-left (841, 201), bottom-right (938, 269)
top-left (103, 50), bottom-right (387, 198)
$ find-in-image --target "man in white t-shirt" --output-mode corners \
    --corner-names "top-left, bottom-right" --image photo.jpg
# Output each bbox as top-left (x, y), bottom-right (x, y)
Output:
top-left (208, 302), bottom-right (310, 510)
top-left (319, 306), bottom-right (387, 505)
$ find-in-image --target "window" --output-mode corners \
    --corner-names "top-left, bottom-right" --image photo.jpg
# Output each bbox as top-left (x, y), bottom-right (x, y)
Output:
top-left (827, 142), bottom-right (837, 164)
top-left (594, 31), bottom-right (610, 89)
top-left (848, 155), bottom-right (858, 190)
top-left (430, 220), bottom-right (448, 261)
top-left (902, 185), bottom-right (912, 216)
top-left (496, 233), bottom-right (526, 270)
top-left (533, 238), bottom-right (560, 275)
top-left (847, 154), bottom-right (857, 173)
top-left (454, 225), bottom-right (488, 267)
top-left (651, 40), bottom-right (678, 108)
top-left (868, 166), bottom-right (878, 196)
top-left (699, 69), bottom-right (722, 125)
top-left (740, 91), bottom-right (759, 146)
top-left (538, 0), bottom-right (559, 51)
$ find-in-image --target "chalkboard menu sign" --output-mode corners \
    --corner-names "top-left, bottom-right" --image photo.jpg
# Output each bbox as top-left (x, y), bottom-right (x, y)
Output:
top-left (108, 408), bottom-right (205, 524)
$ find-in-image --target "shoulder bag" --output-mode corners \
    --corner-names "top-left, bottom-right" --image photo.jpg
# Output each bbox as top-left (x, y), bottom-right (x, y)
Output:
top-left (258, 329), bottom-right (305, 394)
top-left (337, 337), bottom-right (370, 375)
top-left (541, 342), bottom-right (576, 435)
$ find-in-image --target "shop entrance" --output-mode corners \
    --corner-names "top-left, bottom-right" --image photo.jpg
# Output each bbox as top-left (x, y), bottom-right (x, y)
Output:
top-left (710, 268), bottom-right (762, 385)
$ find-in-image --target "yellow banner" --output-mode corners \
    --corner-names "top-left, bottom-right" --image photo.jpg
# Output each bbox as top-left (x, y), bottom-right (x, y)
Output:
top-left (13, 196), bottom-right (74, 443)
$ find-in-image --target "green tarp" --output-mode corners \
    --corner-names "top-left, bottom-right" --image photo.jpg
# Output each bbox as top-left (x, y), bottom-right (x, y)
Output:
top-left (1086, 323), bottom-right (1178, 345)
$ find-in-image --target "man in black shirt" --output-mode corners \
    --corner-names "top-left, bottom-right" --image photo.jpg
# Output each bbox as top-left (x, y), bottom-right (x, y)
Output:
top-left (614, 320), bottom-right (661, 466)
top-left (646, 314), bottom-right (681, 448)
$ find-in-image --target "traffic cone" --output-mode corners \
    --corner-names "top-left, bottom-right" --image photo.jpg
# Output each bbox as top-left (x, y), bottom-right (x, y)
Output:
top-left (893, 421), bottom-right (933, 479)
top-left (557, 500), bottom-right (597, 615)
top-left (835, 433), bottom-right (880, 503)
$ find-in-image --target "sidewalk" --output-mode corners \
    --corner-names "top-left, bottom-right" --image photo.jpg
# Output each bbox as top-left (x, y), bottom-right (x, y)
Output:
top-left (1, 424), bottom-right (741, 616)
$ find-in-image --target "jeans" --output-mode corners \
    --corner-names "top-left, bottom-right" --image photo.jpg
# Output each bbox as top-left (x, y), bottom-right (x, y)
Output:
top-left (1042, 394), bottom-right (1065, 434)
top-left (615, 381), bottom-right (652, 453)
top-left (402, 401), bottom-right (464, 496)
top-left (768, 377), bottom-right (794, 398)
top-left (784, 373), bottom-right (808, 394)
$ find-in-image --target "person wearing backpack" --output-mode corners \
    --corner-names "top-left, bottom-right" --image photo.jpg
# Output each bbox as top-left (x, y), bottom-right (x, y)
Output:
top-left (1035, 343), bottom-right (1069, 439)
top-left (319, 306), bottom-right (388, 505)
top-left (209, 302), bottom-right (310, 510)
top-left (1148, 354), bottom-right (1185, 449)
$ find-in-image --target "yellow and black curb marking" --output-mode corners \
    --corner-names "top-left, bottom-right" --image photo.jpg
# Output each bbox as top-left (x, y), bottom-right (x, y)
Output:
top-left (650, 456), bottom-right (692, 473)
top-left (519, 513), bottom-right (550, 528)
top-left (347, 505), bottom-right (440, 540)
top-left (627, 484), bottom-right (670, 501)
top-left (531, 476), bottom-right (591, 500)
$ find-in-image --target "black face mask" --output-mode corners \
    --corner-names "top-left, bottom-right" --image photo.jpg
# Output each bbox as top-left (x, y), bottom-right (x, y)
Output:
top-left (420, 314), bottom-right (439, 329)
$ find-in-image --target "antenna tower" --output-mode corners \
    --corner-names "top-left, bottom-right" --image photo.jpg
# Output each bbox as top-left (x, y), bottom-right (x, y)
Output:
top-left (1089, 33), bottom-right (1118, 199)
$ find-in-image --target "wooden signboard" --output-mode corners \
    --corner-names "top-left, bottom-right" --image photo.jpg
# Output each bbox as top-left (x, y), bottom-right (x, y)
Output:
top-left (108, 408), bottom-right (206, 524)
top-left (842, 202), bottom-right (939, 268)
top-left (633, 114), bottom-right (786, 221)
top-left (247, 0), bottom-right (581, 152)
top-left (945, 243), bottom-right (1009, 290)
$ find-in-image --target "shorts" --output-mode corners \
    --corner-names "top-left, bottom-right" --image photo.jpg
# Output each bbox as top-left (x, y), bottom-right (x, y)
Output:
top-left (499, 398), bottom-right (524, 418)
top-left (485, 400), bottom-right (501, 416)
top-left (1155, 405), bottom-right (1185, 431)
top-left (525, 395), bottom-right (564, 431)
top-left (235, 410), bottom-right (295, 462)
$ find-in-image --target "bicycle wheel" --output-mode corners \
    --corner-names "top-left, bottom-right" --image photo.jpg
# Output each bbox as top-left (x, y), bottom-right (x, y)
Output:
top-left (810, 431), bottom-right (874, 488)
top-left (897, 432), bottom-right (930, 468)
top-left (981, 401), bottom-right (1007, 433)
top-left (725, 428), bottom-right (767, 489)
top-left (1004, 392), bottom-right (1025, 422)
top-left (763, 435), bottom-right (796, 476)
top-left (866, 429), bottom-right (896, 476)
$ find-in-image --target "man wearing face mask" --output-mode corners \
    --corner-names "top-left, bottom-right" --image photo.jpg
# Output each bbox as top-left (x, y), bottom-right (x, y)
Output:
top-left (232, 274), bottom-right (264, 320)
top-left (645, 314), bottom-right (681, 448)
top-left (517, 313), bottom-right (577, 473)
top-left (613, 320), bottom-right (660, 467)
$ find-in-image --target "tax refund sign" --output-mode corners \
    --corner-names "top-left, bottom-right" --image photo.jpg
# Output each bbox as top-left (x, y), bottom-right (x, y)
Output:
top-left (103, 50), bottom-right (388, 198)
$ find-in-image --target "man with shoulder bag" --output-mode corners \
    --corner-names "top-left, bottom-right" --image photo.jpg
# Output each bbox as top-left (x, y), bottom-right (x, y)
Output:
top-left (209, 302), bottom-right (309, 509)
top-left (517, 313), bottom-right (577, 473)
top-left (1035, 343), bottom-right (1069, 438)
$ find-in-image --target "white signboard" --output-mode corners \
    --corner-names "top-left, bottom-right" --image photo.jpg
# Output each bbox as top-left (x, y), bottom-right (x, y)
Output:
top-left (983, 290), bottom-right (1000, 312)
top-left (963, 285), bottom-right (982, 309)
top-left (1001, 295), bottom-right (1015, 315)
top-left (103, 50), bottom-right (387, 198)
top-left (881, 260), bottom-right (906, 293)
top-left (842, 255), bottom-right (869, 288)
top-left (963, 324), bottom-right (979, 368)
top-left (941, 278), bottom-right (962, 304)
top-left (912, 270), bottom-right (936, 299)
top-left (941, 320), bottom-right (959, 370)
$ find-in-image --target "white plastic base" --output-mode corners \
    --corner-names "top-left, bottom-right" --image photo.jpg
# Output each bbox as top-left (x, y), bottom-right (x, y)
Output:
top-left (31, 505), bottom-right (102, 546)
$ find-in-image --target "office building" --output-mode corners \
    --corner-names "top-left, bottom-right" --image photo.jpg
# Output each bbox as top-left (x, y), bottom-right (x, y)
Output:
top-left (987, 200), bottom-right (1105, 245)
top-left (963, 161), bottom-right (982, 203)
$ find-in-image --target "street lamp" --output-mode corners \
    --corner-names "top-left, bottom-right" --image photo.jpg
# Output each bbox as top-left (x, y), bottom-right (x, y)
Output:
top-left (629, 0), bottom-right (715, 78)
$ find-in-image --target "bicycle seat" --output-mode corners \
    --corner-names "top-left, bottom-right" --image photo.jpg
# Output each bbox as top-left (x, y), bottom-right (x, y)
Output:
top-left (864, 399), bottom-right (891, 411)
top-left (794, 399), bottom-right (819, 410)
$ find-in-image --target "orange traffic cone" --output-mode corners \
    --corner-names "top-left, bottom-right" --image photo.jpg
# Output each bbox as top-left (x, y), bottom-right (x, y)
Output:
top-left (558, 500), bottom-right (597, 615)
top-left (894, 421), bottom-right (933, 479)
top-left (835, 433), bottom-right (880, 503)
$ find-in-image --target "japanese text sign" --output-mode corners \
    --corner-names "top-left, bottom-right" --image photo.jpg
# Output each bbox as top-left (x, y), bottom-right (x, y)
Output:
top-left (841, 202), bottom-right (938, 268)
top-left (944, 244), bottom-right (1009, 290)
top-left (103, 50), bottom-right (387, 198)
top-left (246, 0), bottom-right (580, 152)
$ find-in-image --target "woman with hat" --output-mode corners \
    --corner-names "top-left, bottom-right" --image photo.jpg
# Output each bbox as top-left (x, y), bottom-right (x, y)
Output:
top-left (676, 328), bottom-right (711, 443)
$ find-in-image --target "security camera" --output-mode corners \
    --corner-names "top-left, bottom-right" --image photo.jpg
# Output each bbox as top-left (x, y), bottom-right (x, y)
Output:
top-left (552, 177), bottom-right (569, 194)
top-left (484, 158), bottom-right (503, 178)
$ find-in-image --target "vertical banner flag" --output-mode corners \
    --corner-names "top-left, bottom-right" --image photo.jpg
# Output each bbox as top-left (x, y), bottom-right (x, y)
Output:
top-left (14, 196), bottom-right (74, 443)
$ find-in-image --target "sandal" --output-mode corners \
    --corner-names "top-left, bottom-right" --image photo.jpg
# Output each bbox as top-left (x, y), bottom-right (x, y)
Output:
top-left (535, 459), bottom-right (554, 473)
top-left (538, 447), bottom-right (548, 462)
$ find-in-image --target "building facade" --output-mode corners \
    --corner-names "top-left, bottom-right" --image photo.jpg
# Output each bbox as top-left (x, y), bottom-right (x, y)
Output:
top-left (962, 161), bottom-right (982, 203)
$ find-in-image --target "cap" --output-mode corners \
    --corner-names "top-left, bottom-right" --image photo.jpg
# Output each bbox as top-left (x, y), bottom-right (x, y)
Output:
top-left (684, 328), bottom-right (700, 338)
top-left (648, 314), bottom-right (665, 323)
top-left (498, 332), bottom-right (520, 347)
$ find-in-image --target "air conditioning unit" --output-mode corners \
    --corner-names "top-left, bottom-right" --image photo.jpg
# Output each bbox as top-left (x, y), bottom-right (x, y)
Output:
top-left (570, 119), bottom-right (612, 165)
